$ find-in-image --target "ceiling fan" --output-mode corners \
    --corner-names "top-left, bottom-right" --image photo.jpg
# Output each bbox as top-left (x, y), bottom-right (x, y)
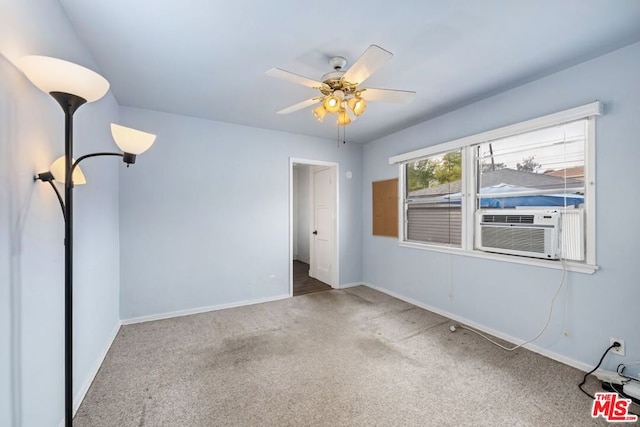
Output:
top-left (266, 45), bottom-right (415, 126)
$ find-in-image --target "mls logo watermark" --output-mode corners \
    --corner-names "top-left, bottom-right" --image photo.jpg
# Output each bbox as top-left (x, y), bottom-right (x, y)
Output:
top-left (591, 392), bottom-right (638, 423)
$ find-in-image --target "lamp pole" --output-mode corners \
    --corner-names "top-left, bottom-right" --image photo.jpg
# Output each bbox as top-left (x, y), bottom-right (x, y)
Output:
top-left (50, 91), bottom-right (86, 427)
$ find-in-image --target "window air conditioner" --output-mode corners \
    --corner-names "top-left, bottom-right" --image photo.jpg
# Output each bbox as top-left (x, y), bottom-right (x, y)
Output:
top-left (476, 209), bottom-right (560, 259)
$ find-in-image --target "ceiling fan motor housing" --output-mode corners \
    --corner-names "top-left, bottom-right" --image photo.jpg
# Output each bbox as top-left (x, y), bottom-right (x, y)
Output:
top-left (320, 56), bottom-right (358, 96)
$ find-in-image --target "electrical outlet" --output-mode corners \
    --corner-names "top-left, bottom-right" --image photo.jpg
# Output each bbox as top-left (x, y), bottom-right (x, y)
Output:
top-left (610, 337), bottom-right (625, 356)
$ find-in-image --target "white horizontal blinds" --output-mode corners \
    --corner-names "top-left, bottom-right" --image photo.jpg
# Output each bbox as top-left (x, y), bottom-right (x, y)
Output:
top-left (476, 120), bottom-right (587, 209)
top-left (389, 101), bottom-right (602, 165)
top-left (407, 206), bottom-right (462, 245)
top-left (405, 149), bottom-right (462, 246)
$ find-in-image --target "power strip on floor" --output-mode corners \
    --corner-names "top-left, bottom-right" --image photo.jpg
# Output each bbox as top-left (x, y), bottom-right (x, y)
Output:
top-left (624, 381), bottom-right (640, 401)
top-left (594, 369), bottom-right (628, 385)
top-left (601, 382), bottom-right (640, 406)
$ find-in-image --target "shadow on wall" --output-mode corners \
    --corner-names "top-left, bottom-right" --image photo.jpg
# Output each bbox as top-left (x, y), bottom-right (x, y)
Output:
top-left (2, 74), bottom-right (34, 427)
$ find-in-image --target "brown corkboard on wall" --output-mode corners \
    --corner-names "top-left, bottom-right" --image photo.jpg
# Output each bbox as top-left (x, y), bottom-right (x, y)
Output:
top-left (372, 178), bottom-right (398, 237)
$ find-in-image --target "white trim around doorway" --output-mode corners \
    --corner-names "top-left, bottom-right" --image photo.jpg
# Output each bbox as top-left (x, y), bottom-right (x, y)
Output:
top-left (289, 158), bottom-right (339, 297)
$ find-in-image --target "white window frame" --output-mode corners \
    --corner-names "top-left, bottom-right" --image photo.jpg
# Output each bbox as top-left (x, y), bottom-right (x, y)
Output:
top-left (390, 101), bottom-right (602, 274)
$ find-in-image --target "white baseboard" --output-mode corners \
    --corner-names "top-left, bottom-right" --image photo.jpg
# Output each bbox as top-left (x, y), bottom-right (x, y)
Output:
top-left (121, 294), bottom-right (291, 325)
top-left (338, 282), bottom-right (363, 289)
top-left (59, 320), bottom-right (121, 427)
top-left (362, 282), bottom-right (593, 373)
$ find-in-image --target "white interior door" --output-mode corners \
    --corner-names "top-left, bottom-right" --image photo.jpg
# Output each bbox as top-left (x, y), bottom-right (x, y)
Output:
top-left (311, 166), bottom-right (335, 286)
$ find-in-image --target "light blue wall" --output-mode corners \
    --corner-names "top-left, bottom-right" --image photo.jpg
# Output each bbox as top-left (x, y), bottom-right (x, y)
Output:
top-left (362, 41), bottom-right (640, 370)
top-left (0, 55), bottom-right (14, 427)
top-left (118, 107), bottom-right (363, 319)
top-left (1, 2), bottom-right (122, 426)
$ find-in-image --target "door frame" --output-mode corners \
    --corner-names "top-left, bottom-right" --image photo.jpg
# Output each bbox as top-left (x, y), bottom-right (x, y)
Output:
top-left (289, 158), bottom-right (339, 297)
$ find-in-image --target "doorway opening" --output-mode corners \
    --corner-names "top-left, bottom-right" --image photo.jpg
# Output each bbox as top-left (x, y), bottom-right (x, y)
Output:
top-left (290, 159), bottom-right (339, 297)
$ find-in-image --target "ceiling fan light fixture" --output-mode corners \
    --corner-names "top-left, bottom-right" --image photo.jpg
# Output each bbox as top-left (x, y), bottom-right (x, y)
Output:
top-left (347, 96), bottom-right (367, 116)
top-left (337, 108), bottom-right (351, 126)
top-left (312, 104), bottom-right (327, 122)
top-left (324, 94), bottom-right (342, 113)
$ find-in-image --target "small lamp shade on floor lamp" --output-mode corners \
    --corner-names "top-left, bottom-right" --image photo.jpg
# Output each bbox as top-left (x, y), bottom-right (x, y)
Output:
top-left (49, 156), bottom-right (87, 185)
top-left (111, 123), bottom-right (156, 164)
top-left (18, 55), bottom-right (155, 427)
top-left (35, 157), bottom-right (87, 222)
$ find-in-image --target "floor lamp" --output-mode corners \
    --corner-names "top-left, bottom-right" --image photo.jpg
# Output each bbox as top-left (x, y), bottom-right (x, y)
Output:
top-left (17, 56), bottom-right (156, 427)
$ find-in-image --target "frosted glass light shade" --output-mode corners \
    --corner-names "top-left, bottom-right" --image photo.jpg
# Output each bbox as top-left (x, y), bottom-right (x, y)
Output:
top-left (323, 94), bottom-right (342, 113)
top-left (337, 109), bottom-right (351, 126)
top-left (348, 96), bottom-right (367, 116)
top-left (17, 56), bottom-right (109, 102)
top-left (110, 124), bottom-right (156, 155)
top-left (312, 104), bottom-right (327, 122)
top-left (50, 156), bottom-right (87, 185)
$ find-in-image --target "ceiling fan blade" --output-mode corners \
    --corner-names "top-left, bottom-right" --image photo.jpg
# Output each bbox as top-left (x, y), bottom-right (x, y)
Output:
top-left (277, 97), bottom-right (321, 115)
top-left (266, 68), bottom-right (325, 89)
top-left (343, 45), bottom-right (393, 85)
top-left (361, 88), bottom-right (416, 103)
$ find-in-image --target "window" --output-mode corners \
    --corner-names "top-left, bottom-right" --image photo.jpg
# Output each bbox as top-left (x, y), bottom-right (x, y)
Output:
top-left (405, 149), bottom-right (462, 246)
top-left (391, 102), bottom-right (600, 271)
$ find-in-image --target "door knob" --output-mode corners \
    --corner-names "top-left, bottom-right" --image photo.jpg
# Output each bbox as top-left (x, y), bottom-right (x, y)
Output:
top-left (312, 230), bottom-right (318, 235)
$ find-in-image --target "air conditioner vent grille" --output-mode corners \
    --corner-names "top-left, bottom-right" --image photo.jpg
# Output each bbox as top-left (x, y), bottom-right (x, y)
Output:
top-left (482, 214), bottom-right (535, 224)
top-left (480, 226), bottom-right (546, 254)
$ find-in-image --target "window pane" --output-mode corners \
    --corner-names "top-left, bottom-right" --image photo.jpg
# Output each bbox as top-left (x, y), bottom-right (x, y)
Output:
top-left (405, 149), bottom-right (462, 246)
top-left (477, 120), bottom-right (586, 209)
top-left (476, 120), bottom-right (587, 261)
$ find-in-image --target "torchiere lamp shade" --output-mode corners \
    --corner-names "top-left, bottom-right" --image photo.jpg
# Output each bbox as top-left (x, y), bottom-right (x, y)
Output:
top-left (49, 156), bottom-right (87, 185)
top-left (17, 55), bottom-right (109, 102)
top-left (110, 123), bottom-right (156, 155)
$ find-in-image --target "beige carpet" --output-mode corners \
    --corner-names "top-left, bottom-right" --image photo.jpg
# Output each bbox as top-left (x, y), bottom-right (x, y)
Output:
top-left (75, 286), bottom-right (617, 426)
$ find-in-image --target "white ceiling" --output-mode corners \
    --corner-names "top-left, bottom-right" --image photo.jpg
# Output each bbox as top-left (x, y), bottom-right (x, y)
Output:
top-left (59, 0), bottom-right (640, 144)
